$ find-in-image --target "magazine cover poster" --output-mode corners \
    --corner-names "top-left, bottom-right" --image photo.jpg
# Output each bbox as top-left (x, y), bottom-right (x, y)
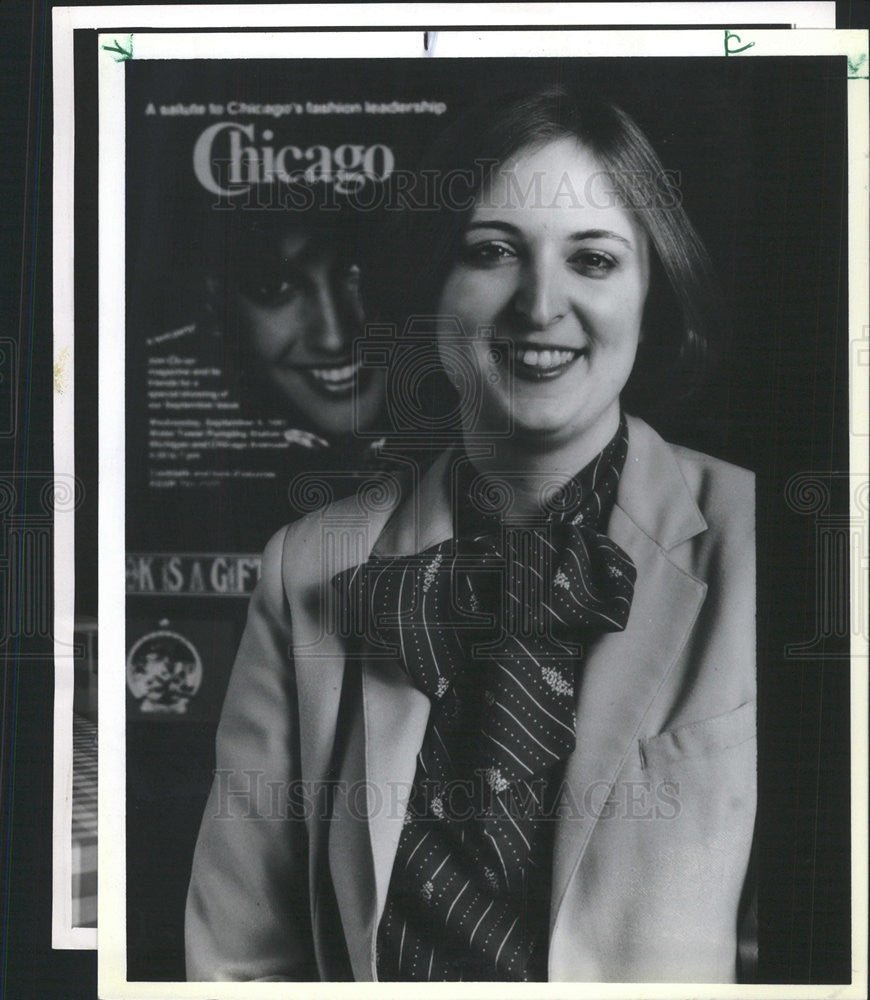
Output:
top-left (124, 57), bottom-right (470, 979)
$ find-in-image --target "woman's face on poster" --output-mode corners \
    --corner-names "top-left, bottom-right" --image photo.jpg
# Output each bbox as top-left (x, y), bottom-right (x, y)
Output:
top-left (437, 138), bottom-right (650, 450)
top-left (232, 229), bottom-right (385, 435)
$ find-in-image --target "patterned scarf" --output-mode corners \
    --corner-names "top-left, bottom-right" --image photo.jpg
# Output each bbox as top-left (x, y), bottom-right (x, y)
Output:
top-left (333, 417), bottom-right (635, 981)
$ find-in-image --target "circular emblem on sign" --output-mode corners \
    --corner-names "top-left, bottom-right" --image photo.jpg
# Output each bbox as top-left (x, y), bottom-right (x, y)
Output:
top-left (126, 627), bottom-right (202, 714)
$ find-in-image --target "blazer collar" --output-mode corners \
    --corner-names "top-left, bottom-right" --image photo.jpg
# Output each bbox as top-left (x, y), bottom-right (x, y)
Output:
top-left (370, 415), bottom-right (706, 558)
top-left (370, 447), bottom-right (456, 557)
top-left (617, 415), bottom-right (707, 550)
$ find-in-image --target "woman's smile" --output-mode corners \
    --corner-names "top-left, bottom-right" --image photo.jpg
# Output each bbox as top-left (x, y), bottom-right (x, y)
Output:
top-left (507, 343), bottom-right (587, 380)
top-left (274, 355), bottom-right (367, 397)
top-left (437, 137), bottom-right (650, 463)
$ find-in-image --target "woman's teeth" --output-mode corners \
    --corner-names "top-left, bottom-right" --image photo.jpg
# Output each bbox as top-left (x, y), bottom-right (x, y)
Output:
top-left (306, 361), bottom-right (359, 392)
top-left (516, 348), bottom-right (577, 369)
top-left (510, 346), bottom-right (583, 378)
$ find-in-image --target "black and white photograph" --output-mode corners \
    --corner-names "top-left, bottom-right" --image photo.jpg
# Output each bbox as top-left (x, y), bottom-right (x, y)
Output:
top-left (91, 25), bottom-right (868, 996)
top-left (3, 8), bottom-right (859, 999)
top-left (4, 4), bottom-right (870, 1000)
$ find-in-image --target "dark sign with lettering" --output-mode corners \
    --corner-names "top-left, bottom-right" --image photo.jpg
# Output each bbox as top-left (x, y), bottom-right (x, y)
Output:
top-left (125, 553), bottom-right (262, 596)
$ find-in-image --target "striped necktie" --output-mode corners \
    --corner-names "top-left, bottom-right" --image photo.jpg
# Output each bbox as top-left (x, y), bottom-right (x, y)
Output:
top-left (333, 416), bottom-right (635, 980)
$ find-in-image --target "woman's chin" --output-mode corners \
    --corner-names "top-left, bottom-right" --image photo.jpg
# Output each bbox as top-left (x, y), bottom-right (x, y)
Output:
top-left (504, 405), bottom-right (585, 443)
top-left (271, 371), bottom-right (385, 438)
top-left (510, 420), bottom-right (584, 449)
top-left (296, 399), bottom-right (380, 438)
top-left (477, 397), bottom-right (620, 458)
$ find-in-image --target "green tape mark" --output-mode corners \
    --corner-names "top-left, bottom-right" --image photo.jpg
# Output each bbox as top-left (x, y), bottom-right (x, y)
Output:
top-left (848, 54), bottom-right (868, 78)
top-left (102, 35), bottom-right (133, 61)
top-left (724, 30), bottom-right (755, 56)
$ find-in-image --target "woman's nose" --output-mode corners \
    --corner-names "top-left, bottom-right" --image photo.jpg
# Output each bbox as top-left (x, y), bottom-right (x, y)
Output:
top-left (512, 256), bottom-right (567, 330)
top-left (305, 273), bottom-right (352, 355)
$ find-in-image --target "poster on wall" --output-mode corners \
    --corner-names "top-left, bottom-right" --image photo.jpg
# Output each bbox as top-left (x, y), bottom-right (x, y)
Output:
top-left (121, 55), bottom-right (467, 977)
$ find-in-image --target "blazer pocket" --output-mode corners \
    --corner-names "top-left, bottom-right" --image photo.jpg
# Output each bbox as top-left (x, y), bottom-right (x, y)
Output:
top-left (639, 700), bottom-right (756, 771)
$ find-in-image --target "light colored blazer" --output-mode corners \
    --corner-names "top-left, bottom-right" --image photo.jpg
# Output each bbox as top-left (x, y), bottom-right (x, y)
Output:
top-left (185, 415), bottom-right (756, 983)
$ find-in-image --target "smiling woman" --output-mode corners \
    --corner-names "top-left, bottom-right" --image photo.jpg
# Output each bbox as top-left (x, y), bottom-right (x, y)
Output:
top-left (186, 86), bottom-right (756, 984)
top-left (437, 138), bottom-right (651, 490)
top-left (209, 193), bottom-right (386, 438)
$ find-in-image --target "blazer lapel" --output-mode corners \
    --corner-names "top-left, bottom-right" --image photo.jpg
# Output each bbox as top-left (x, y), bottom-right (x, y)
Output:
top-left (316, 451), bottom-right (456, 979)
top-left (284, 499), bottom-right (390, 978)
top-left (548, 417), bottom-right (709, 958)
top-left (324, 648), bottom-right (432, 979)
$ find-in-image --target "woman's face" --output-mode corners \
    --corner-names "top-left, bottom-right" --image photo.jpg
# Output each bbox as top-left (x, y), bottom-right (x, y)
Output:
top-left (437, 138), bottom-right (650, 455)
top-left (232, 228), bottom-right (385, 435)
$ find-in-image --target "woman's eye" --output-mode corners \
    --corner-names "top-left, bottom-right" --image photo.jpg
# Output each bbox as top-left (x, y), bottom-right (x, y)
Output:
top-left (461, 241), bottom-right (517, 266)
top-left (571, 250), bottom-right (617, 277)
top-left (239, 265), bottom-right (304, 305)
top-left (249, 279), bottom-right (302, 305)
top-left (337, 263), bottom-right (361, 288)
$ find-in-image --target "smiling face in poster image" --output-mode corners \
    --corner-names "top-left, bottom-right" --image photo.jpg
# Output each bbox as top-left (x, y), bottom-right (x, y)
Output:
top-left (215, 200), bottom-right (386, 438)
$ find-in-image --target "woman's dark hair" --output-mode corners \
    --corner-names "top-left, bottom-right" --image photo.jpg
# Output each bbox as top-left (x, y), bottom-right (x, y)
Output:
top-left (364, 84), bottom-right (724, 412)
top-left (199, 177), bottom-right (374, 299)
